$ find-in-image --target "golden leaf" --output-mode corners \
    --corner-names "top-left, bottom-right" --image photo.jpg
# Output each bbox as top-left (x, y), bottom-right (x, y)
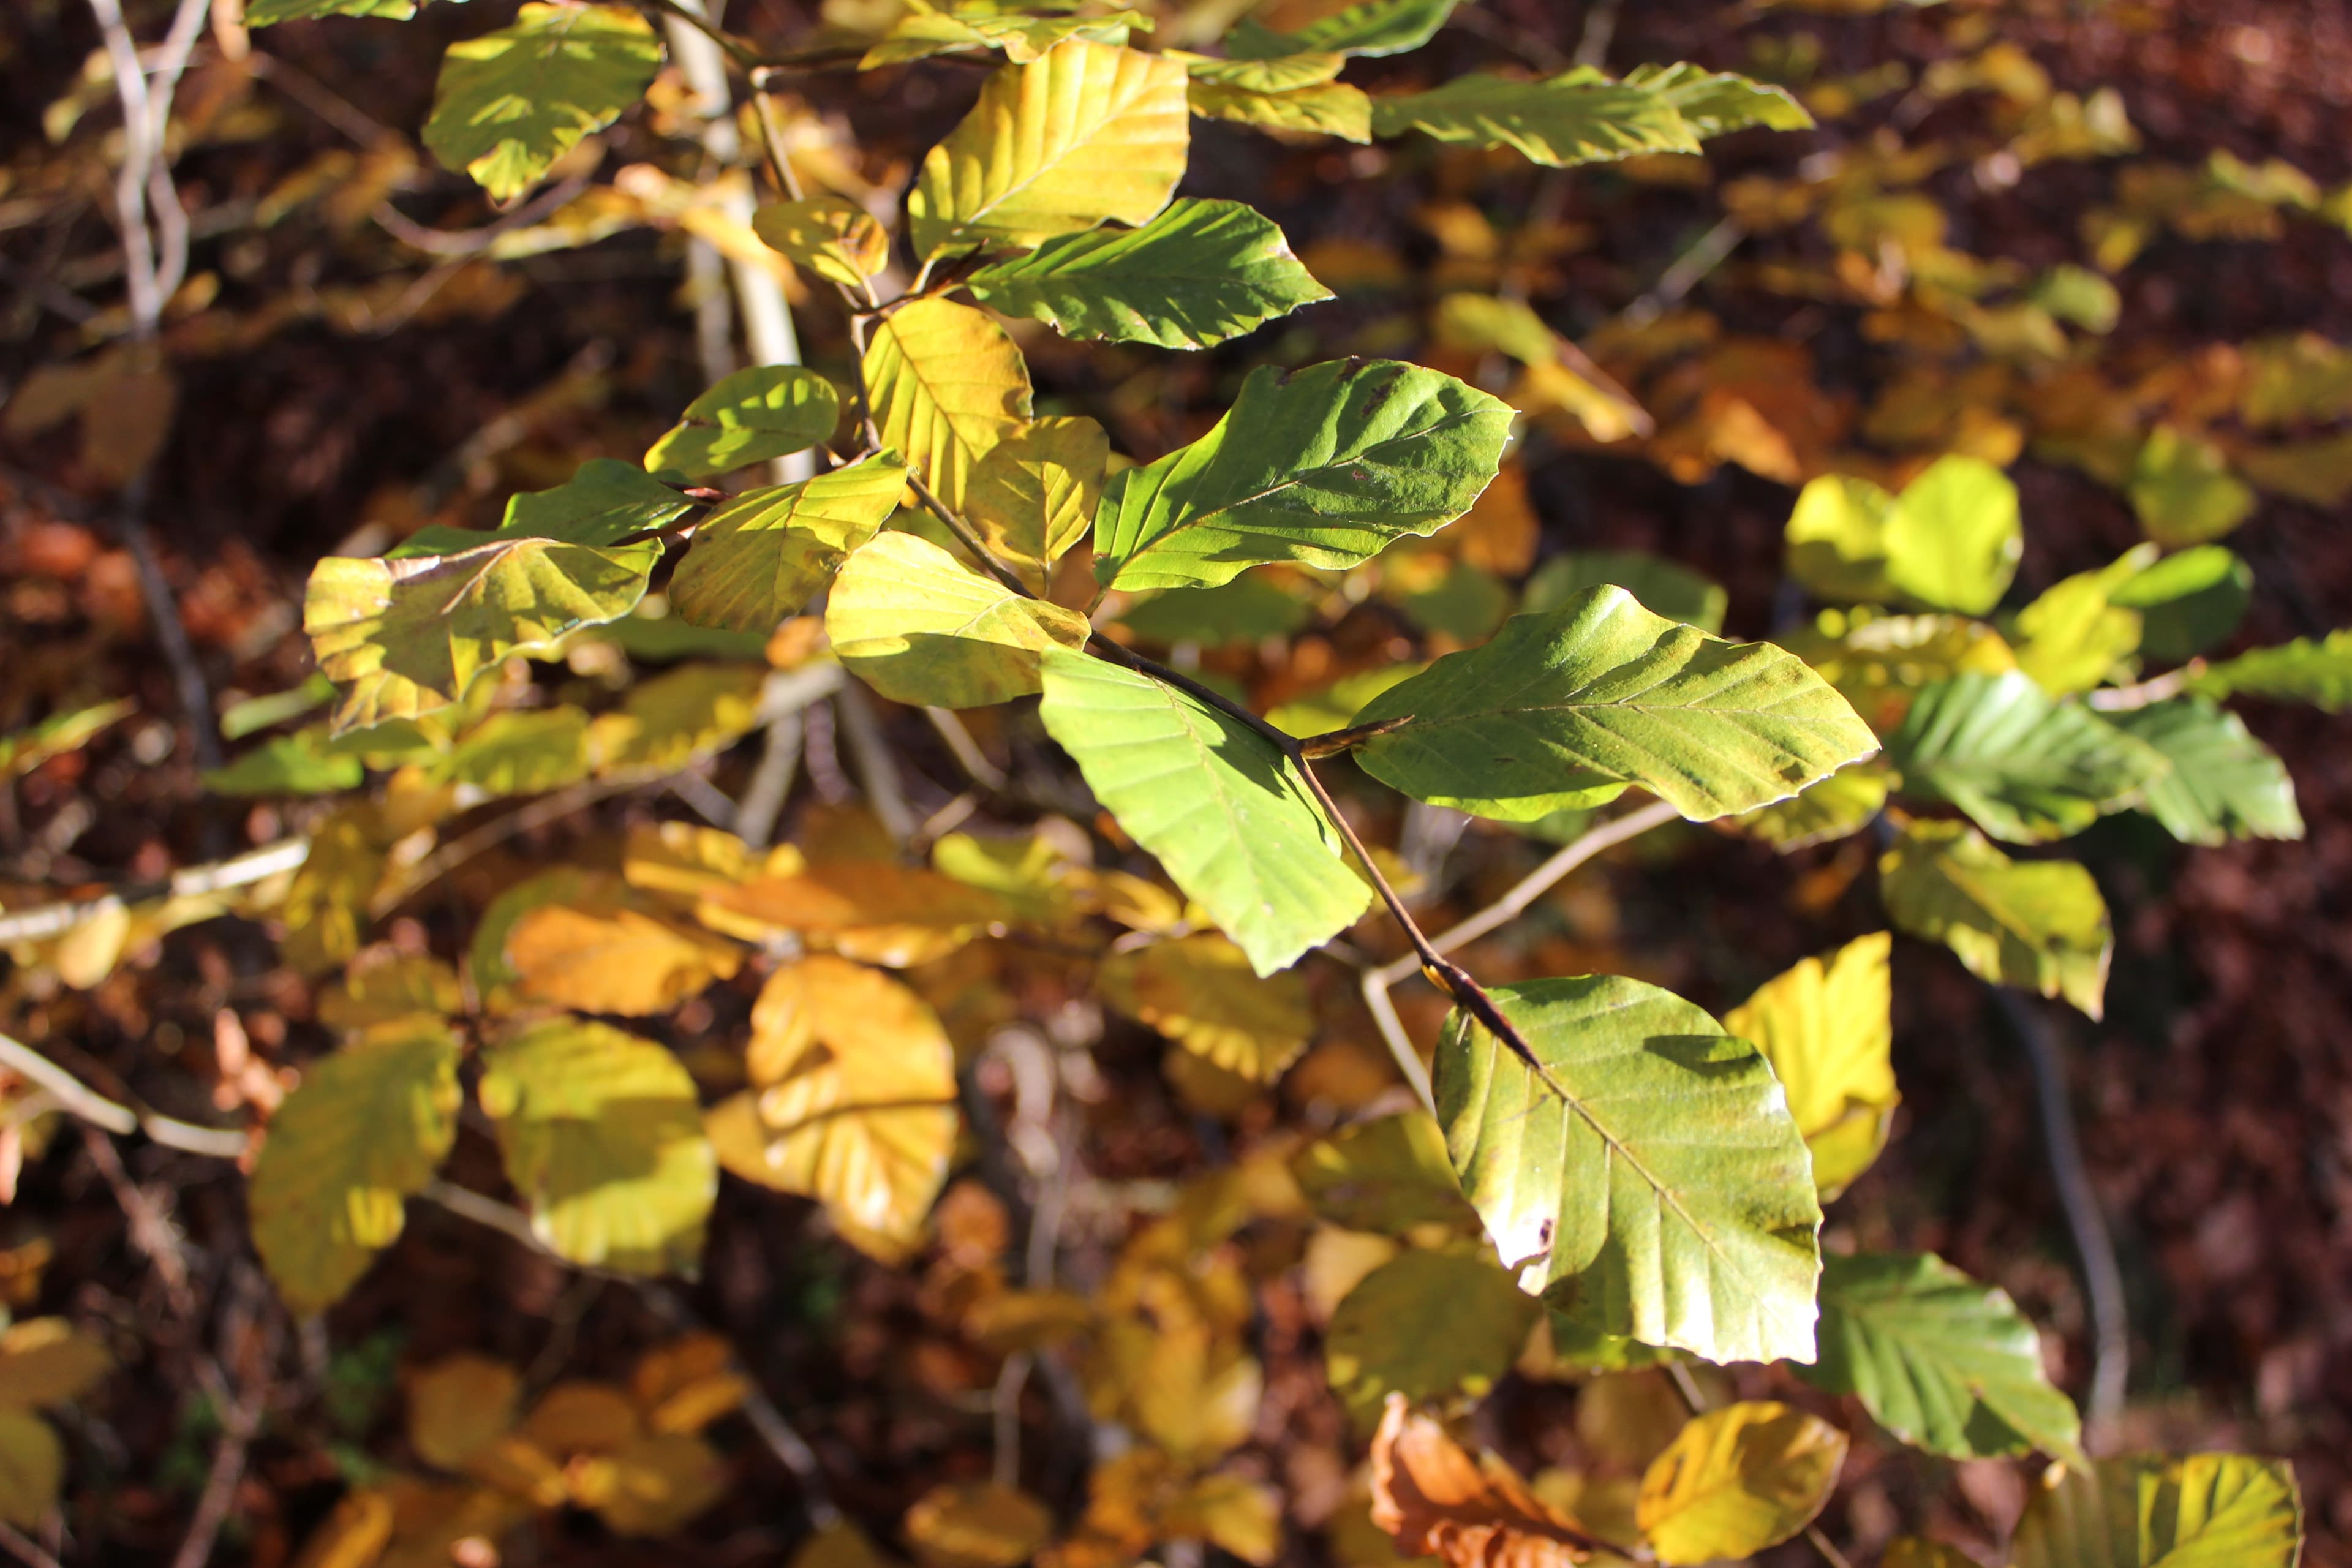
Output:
top-left (1634, 1401), bottom-right (1847, 1566)
top-left (1724, 932), bottom-right (1899, 1197)
top-left (966, 417), bottom-right (1110, 594)
top-left (1098, 933), bottom-right (1313, 1082)
top-left (702, 861), bottom-right (1012, 967)
top-left (406, 1354), bottom-right (522, 1472)
top-left (862, 296), bottom-right (1033, 512)
top-left (506, 902), bottom-right (744, 1016)
top-left (753, 197), bottom-right (891, 290)
top-left (905, 1482), bottom-right (1056, 1568)
top-left (630, 1334), bottom-right (749, 1435)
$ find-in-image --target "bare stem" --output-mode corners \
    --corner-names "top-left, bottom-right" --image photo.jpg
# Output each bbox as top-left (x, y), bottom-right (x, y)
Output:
top-left (2, 1031), bottom-right (249, 1158)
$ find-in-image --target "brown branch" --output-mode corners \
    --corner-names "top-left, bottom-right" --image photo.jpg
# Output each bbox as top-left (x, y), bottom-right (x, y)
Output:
top-left (371, 175), bottom-right (590, 257)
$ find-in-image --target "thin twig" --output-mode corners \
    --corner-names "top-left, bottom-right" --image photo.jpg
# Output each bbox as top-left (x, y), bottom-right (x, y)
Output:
top-left (1616, 216), bottom-right (1749, 330)
top-left (3, 1033), bottom-right (250, 1158)
top-left (834, 684), bottom-right (916, 844)
top-left (0, 837), bottom-right (309, 946)
top-left (371, 175), bottom-right (591, 257)
top-left (0, 1523), bottom-right (64, 1568)
top-left (924, 708), bottom-right (1008, 793)
top-left (170, 1270), bottom-right (273, 1568)
top-left (1359, 970), bottom-right (1436, 1114)
top-left (2086, 663), bottom-right (2199, 711)
top-left (735, 710), bottom-right (804, 850)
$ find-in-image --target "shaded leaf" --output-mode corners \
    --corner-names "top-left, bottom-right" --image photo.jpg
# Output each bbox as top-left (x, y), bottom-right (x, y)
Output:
top-left (478, 1018), bottom-right (717, 1275)
top-left (908, 40), bottom-right (1189, 260)
top-left (1226, 0), bottom-right (1457, 59)
top-left (906, 1482), bottom-right (1056, 1568)
top-left (827, 532), bottom-right (1091, 708)
top-left (752, 198), bottom-right (890, 291)
top-left (1879, 818), bottom-right (2111, 1017)
top-left (2108, 545), bottom-right (2250, 665)
top-left (0, 1410), bottom-right (62, 1530)
top-left (2012, 1453), bottom-right (2301, 1568)
top-left (0, 1320), bottom-right (111, 1410)
top-left (1099, 933), bottom-right (1313, 1082)
top-left (862, 6), bottom-right (1148, 69)
top-left (1730, 763), bottom-right (1891, 852)
top-left (967, 198), bottom-right (1332, 349)
top-left (203, 728), bottom-right (364, 796)
top-left (422, 4), bottom-right (662, 200)
top-left (668, 452), bottom-right (907, 633)
top-left (1786, 609), bottom-right (2019, 734)
top-left (408, 1354), bottom-right (522, 1471)
top-left (1635, 1401), bottom-right (1846, 1566)
top-left (251, 1019), bottom-right (462, 1314)
top-left (862, 298), bottom-right (1032, 511)
top-left (0, 699), bottom-right (134, 782)
top-left (443, 708), bottom-right (590, 796)
top-left (1438, 976), bottom-right (1823, 1365)
top-left (1724, 932), bottom-right (1898, 1197)
top-left (702, 861), bottom-right (1012, 967)
top-left (1037, 649), bottom-right (1370, 974)
top-left (1327, 1251), bottom-right (1539, 1427)
top-left (1800, 1250), bottom-right (2086, 1468)
top-left (1353, 586), bottom-right (1880, 823)
top-left (2130, 426), bottom-right (2255, 547)
top-left (1521, 551), bottom-right (1725, 633)
top-left (1094, 358), bottom-right (1512, 592)
top-left (1291, 1113), bottom-right (1482, 1237)
top-left (247, 0), bottom-right (415, 21)
top-left (587, 661), bottom-right (768, 773)
top-left (2108, 696), bottom-right (2304, 845)
top-left (643, 367), bottom-right (840, 481)
top-left (318, 951), bottom-right (462, 1031)
top-left (1882, 672), bottom-right (2169, 843)
top-left (1189, 79), bottom-right (1372, 142)
top-left (1118, 576), bottom-right (1313, 647)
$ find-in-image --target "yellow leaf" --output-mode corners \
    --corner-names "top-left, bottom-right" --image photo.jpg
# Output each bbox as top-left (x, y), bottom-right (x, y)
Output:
top-left (251, 1019), bottom-right (463, 1314)
top-left (622, 820), bottom-right (805, 905)
top-left (906, 1482), bottom-right (1056, 1568)
top-left (0, 1409), bottom-right (59, 1529)
top-left (908, 40), bottom-right (1189, 260)
top-left (1188, 79), bottom-right (1371, 143)
top-left (1167, 1473), bottom-right (1284, 1566)
top-left (1098, 933), bottom-right (1313, 1082)
top-left (707, 957), bottom-right (958, 1261)
top-left (506, 902), bottom-right (743, 1016)
top-left (1724, 932), bottom-right (1898, 1197)
top-left (288, 1487), bottom-right (396, 1568)
top-left (407, 1354), bottom-right (522, 1471)
top-left (753, 197), bottom-right (891, 291)
top-left (1786, 608), bottom-right (2017, 733)
top-left (319, 951), bottom-right (462, 1031)
top-left (862, 297), bottom-right (1033, 511)
top-left (967, 417), bottom-right (1110, 593)
top-left (478, 1018), bottom-right (717, 1275)
top-left (0, 1318), bottom-right (111, 1409)
top-left (581, 1431), bottom-right (728, 1536)
top-left (1635, 1401), bottom-right (1847, 1566)
top-left (963, 1287), bottom-right (1098, 1354)
top-left (1289, 1113), bottom-right (1482, 1237)
top-left (281, 806), bottom-right (388, 977)
top-left (587, 661), bottom-right (768, 773)
top-left (667, 454), bottom-right (909, 633)
top-left (518, 1379), bottom-right (641, 1454)
top-left (827, 532), bottom-right (1093, 709)
top-left (375, 1480), bottom-right (534, 1568)
top-left (793, 1521), bottom-right (897, 1568)
top-left (629, 1335), bottom-right (748, 1434)
top-left (1112, 1319), bottom-right (1261, 1466)
top-left (703, 861), bottom-right (1013, 967)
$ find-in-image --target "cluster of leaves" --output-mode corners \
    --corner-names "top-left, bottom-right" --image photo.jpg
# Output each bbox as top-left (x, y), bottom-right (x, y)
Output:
top-left (6, 0), bottom-right (2348, 1565)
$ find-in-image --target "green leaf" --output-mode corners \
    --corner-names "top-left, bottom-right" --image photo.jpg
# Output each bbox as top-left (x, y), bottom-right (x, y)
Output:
top-left (643, 367), bottom-right (840, 481)
top-left (1882, 672), bottom-right (2169, 843)
top-left (2107, 545), bottom-right (2250, 665)
top-left (967, 198), bottom-right (1332, 350)
top-left (1267, 665), bottom-right (1422, 739)
top-left (1730, 763), bottom-right (1891, 852)
top-left (422, 4), bottom-right (663, 201)
top-left (1370, 69), bottom-right (1702, 168)
top-left (907, 39), bottom-right (1190, 260)
top-left (668, 453), bottom-right (907, 633)
top-left (1093, 358), bottom-right (1512, 592)
top-left (1036, 649), bottom-right (1370, 974)
top-left (1351, 587), bottom-right (1880, 823)
top-left (860, 4), bottom-right (1150, 69)
top-left (1786, 458), bottom-right (2022, 614)
top-left (1621, 63), bottom-right (1815, 136)
top-left (1289, 1112), bottom-right (1481, 1236)
top-left (202, 728), bottom-right (364, 796)
top-left (2188, 628), bottom-right (2352, 711)
top-left (221, 676), bottom-right (334, 740)
top-left (1389, 559), bottom-right (1510, 642)
top-left (1168, 50), bottom-right (1346, 91)
top-left (0, 699), bottom-right (135, 780)
top-left (305, 461), bottom-right (684, 733)
top-left (249, 1019), bottom-right (462, 1314)
top-left (2029, 264), bottom-right (2122, 334)
top-left (2106, 697), bottom-right (2304, 846)
top-left (1188, 80), bottom-right (1372, 142)
top-left (478, 1016), bottom-right (717, 1275)
top-left (1226, 0), bottom-right (1457, 59)
top-left (827, 532), bottom-right (1091, 708)
top-left (862, 298), bottom-right (1033, 513)
top-left (2011, 1453), bottom-right (2301, 1568)
top-left (1522, 550), bottom-right (1727, 632)
top-left (0, 1410), bottom-right (62, 1529)
top-left (1799, 1251), bottom-right (2087, 1468)
top-left (1437, 975), bottom-right (1823, 1365)
top-left (589, 663), bottom-right (767, 773)
top-left (442, 708), bottom-right (591, 796)
top-left (1878, 818), bottom-right (2111, 1018)
top-left (2011, 546), bottom-right (2158, 696)
top-left (2129, 425), bottom-right (2256, 548)
top-left (967, 418), bottom-right (1107, 592)
top-left (1724, 932), bottom-right (1898, 1197)
top-left (1117, 575), bottom-right (1313, 647)
top-left (1635, 1401), bottom-right (1847, 1565)
top-left (245, 0), bottom-right (414, 23)
top-left (1325, 1251), bottom-right (1538, 1428)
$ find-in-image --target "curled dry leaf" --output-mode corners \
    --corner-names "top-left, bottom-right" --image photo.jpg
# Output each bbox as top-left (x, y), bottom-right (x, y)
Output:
top-left (1370, 1395), bottom-right (1602, 1567)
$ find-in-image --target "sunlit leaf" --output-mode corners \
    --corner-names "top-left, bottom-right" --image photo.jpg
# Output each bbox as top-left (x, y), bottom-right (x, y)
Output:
top-left (1799, 1250), bottom-right (2086, 1468)
top-left (905, 1482), bottom-right (1056, 1568)
top-left (320, 951), bottom-right (462, 1031)
top-left (643, 367), bottom-right (840, 481)
top-left (862, 298), bottom-right (1032, 511)
top-left (478, 1017), bottom-right (717, 1275)
top-left (1624, 62), bottom-right (1815, 136)
top-left (507, 901), bottom-right (742, 1015)
top-left (908, 40), bottom-right (1189, 260)
top-left (1189, 78), bottom-right (1372, 142)
top-left (706, 957), bottom-right (958, 1262)
top-left (827, 532), bottom-right (1091, 707)
top-left (1438, 976), bottom-right (1823, 1365)
top-left (2109, 545), bottom-right (2250, 665)
top-left (1371, 69), bottom-right (1701, 168)
top-left (1099, 933), bottom-right (1313, 1082)
top-left (1368, 1395), bottom-right (1598, 1568)
top-left (966, 198), bottom-right (1333, 349)
top-left (1037, 648), bottom-right (1370, 974)
top-left (1353, 586), bottom-right (1880, 823)
top-left (2011, 1453), bottom-right (2301, 1568)
top-left (1787, 457), bottom-right (2022, 614)
top-left (966, 417), bottom-right (1109, 591)
top-left (251, 1019), bottom-right (462, 1314)
top-left (0, 699), bottom-right (134, 781)
top-left (246, 0), bottom-right (415, 21)
top-left (2129, 425), bottom-right (2256, 547)
top-left (702, 861), bottom-right (1012, 967)
top-left (1724, 932), bottom-right (1898, 1196)
top-left (862, 6), bottom-right (1150, 69)
top-left (1635, 1401), bottom-right (1846, 1565)
top-left (1882, 672), bottom-right (2168, 843)
top-left (1096, 358), bottom-right (1513, 592)
top-left (588, 661), bottom-right (767, 773)
top-left (2011, 546), bottom-right (2157, 696)
top-left (2188, 628), bottom-right (2352, 711)
top-left (422, 4), bottom-right (663, 201)
top-left (1879, 818), bottom-right (2111, 1017)
top-left (1730, 763), bottom-right (1891, 852)
top-left (203, 727), bottom-right (365, 796)
top-left (1291, 1113), bottom-right (1482, 1236)
top-left (2108, 696), bottom-right (2303, 845)
top-left (306, 460), bottom-right (685, 732)
top-left (668, 452), bottom-right (907, 633)
top-left (1327, 1251), bottom-right (1539, 1427)
top-left (1521, 551), bottom-right (1727, 632)
top-left (443, 708), bottom-right (590, 796)
top-left (752, 198), bottom-right (891, 291)
top-left (1226, 0), bottom-right (1457, 59)
top-left (1786, 609), bottom-right (2019, 733)
top-left (1267, 665), bottom-right (1425, 739)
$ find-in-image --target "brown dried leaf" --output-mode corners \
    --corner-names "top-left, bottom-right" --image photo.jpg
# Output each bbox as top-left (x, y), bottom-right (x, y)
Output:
top-left (1370, 1396), bottom-right (1598, 1568)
